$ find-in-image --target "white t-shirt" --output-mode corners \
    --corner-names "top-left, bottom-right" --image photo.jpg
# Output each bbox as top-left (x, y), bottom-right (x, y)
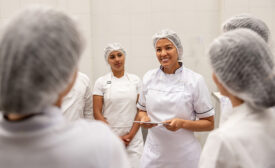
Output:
top-left (199, 103), bottom-right (275, 168)
top-left (0, 106), bottom-right (130, 168)
top-left (93, 72), bottom-right (141, 127)
top-left (61, 72), bottom-right (93, 121)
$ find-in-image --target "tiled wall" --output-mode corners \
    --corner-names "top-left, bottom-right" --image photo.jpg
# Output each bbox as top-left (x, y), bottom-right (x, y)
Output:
top-left (0, 0), bottom-right (93, 79)
top-left (90, 0), bottom-right (221, 93)
top-left (221, 0), bottom-right (275, 53)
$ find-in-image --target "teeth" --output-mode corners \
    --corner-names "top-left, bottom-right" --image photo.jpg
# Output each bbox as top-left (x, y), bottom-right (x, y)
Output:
top-left (162, 58), bottom-right (169, 62)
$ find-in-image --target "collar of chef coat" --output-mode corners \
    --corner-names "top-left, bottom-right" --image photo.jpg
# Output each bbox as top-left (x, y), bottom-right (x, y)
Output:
top-left (0, 106), bottom-right (65, 132)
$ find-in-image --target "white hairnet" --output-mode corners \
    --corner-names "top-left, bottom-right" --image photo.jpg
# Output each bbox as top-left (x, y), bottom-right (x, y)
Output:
top-left (104, 43), bottom-right (126, 62)
top-left (209, 28), bottom-right (275, 109)
top-left (222, 14), bottom-right (270, 43)
top-left (0, 6), bottom-right (84, 115)
top-left (152, 29), bottom-right (183, 62)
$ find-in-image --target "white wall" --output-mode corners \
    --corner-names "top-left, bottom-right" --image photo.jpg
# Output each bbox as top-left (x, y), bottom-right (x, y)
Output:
top-left (0, 0), bottom-right (93, 79)
top-left (90, 0), bottom-right (275, 91)
top-left (90, 0), bottom-right (221, 93)
top-left (1, 0), bottom-right (274, 92)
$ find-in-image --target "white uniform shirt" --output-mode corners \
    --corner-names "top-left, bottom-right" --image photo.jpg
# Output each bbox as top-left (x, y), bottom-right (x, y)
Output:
top-left (219, 95), bottom-right (233, 126)
top-left (61, 72), bottom-right (93, 121)
top-left (137, 66), bottom-right (214, 168)
top-left (0, 106), bottom-right (130, 168)
top-left (93, 72), bottom-right (143, 168)
top-left (93, 72), bottom-right (141, 127)
top-left (199, 103), bottom-right (275, 168)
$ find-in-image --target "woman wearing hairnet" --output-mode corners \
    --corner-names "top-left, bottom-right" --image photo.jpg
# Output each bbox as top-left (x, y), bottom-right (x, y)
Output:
top-left (93, 43), bottom-right (143, 168)
top-left (218, 14), bottom-right (271, 125)
top-left (0, 6), bottom-right (130, 168)
top-left (199, 29), bottom-right (275, 168)
top-left (137, 29), bottom-right (215, 168)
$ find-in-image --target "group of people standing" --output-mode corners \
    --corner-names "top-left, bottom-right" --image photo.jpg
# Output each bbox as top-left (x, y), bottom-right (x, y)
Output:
top-left (0, 5), bottom-right (274, 168)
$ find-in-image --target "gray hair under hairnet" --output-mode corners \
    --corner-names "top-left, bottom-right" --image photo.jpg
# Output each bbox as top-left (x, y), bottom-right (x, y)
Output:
top-left (104, 43), bottom-right (126, 62)
top-left (209, 28), bottom-right (275, 109)
top-left (152, 29), bottom-right (183, 62)
top-left (0, 6), bottom-right (84, 115)
top-left (222, 14), bottom-right (270, 43)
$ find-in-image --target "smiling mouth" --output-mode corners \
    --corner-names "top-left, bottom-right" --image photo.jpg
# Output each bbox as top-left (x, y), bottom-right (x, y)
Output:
top-left (161, 58), bottom-right (169, 62)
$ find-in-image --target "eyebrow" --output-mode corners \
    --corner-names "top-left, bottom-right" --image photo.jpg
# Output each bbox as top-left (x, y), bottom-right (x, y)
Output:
top-left (156, 44), bottom-right (173, 48)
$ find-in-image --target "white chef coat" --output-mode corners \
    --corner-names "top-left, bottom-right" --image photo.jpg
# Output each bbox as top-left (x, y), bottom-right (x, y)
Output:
top-left (61, 72), bottom-right (93, 121)
top-left (199, 103), bottom-right (275, 168)
top-left (93, 72), bottom-right (143, 168)
top-left (0, 106), bottom-right (130, 168)
top-left (219, 96), bottom-right (233, 126)
top-left (137, 66), bottom-right (214, 168)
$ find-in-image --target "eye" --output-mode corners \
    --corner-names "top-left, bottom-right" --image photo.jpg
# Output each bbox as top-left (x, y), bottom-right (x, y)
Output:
top-left (156, 48), bottom-right (161, 52)
top-left (166, 46), bottom-right (172, 50)
top-left (109, 55), bottom-right (115, 59)
top-left (117, 53), bottom-right (122, 57)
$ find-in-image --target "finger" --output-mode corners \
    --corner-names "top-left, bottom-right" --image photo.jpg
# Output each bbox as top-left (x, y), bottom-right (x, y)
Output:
top-left (164, 120), bottom-right (172, 124)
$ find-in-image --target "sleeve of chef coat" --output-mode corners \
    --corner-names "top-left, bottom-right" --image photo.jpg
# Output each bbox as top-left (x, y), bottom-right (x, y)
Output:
top-left (137, 72), bottom-right (151, 111)
top-left (83, 77), bottom-right (94, 120)
top-left (199, 130), bottom-right (236, 168)
top-left (193, 76), bottom-right (215, 118)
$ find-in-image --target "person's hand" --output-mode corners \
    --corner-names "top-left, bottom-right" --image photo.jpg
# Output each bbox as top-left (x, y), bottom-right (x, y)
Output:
top-left (140, 115), bottom-right (157, 129)
top-left (120, 133), bottom-right (133, 147)
top-left (163, 118), bottom-right (185, 131)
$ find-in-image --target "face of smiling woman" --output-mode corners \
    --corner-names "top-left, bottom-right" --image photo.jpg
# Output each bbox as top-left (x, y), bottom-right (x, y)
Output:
top-left (155, 38), bottom-right (180, 74)
top-left (108, 50), bottom-right (125, 73)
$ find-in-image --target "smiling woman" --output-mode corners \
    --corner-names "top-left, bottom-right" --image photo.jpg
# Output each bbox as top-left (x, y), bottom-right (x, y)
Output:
top-left (137, 29), bottom-right (215, 168)
top-left (92, 43), bottom-right (143, 168)
top-left (155, 38), bottom-right (180, 74)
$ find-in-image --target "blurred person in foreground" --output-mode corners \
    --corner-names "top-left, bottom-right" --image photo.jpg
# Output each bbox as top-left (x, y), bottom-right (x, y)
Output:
top-left (199, 29), bottom-right (275, 168)
top-left (0, 6), bottom-right (130, 168)
top-left (218, 14), bottom-right (272, 125)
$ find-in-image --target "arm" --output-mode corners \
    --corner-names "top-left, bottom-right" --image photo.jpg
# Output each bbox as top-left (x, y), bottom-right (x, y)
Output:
top-left (120, 109), bottom-right (141, 146)
top-left (137, 110), bottom-right (157, 128)
top-left (93, 95), bottom-right (108, 124)
top-left (164, 116), bottom-right (214, 132)
top-left (121, 94), bottom-right (155, 146)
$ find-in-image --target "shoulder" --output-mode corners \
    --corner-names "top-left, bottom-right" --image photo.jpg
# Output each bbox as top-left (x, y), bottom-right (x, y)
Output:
top-left (182, 67), bottom-right (203, 82)
top-left (72, 120), bottom-right (121, 145)
top-left (127, 73), bottom-right (140, 80)
top-left (94, 73), bottom-right (111, 85)
top-left (76, 72), bottom-right (90, 86)
top-left (142, 68), bottom-right (160, 83)
top-left (126, 73), bottom-right (141, 83)
top-left (66, 120), bottom-right (129, 166)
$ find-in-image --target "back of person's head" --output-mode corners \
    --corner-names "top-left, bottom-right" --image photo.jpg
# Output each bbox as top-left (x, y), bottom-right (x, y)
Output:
top-left (0, 6), bottom-right (84, 115)
top-left (209, 28), bottom-right (275, 109)
top-left (222, 14), bottom-right (270, 43)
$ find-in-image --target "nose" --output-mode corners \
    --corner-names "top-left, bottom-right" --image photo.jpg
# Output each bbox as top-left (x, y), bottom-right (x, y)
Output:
top-left (160, 49), bottom-right (167, 56)
top-left (115, 56), bottom-right (120, 62)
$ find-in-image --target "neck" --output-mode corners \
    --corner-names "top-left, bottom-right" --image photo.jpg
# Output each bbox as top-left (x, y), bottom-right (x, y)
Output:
top-left (5, 113), bottom-right (29, 121)
top-left (228, 94), bottom-right (244, 107)
top-left (163, 62), bottom-right (180, 74)
top-left (112, 69), bottom-right (124, 78)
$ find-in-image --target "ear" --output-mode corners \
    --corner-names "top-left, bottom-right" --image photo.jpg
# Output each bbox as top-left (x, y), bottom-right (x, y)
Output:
top-left (212, 73), bottom-right (231, 97)
top-left (212, 72), bottom-right (244, 107)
